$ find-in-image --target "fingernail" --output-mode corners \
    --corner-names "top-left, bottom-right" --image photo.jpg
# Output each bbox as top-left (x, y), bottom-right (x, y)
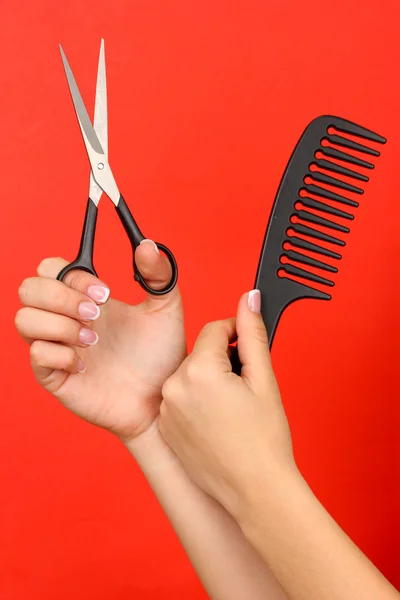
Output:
top-left (78, 302), bottom-right (100, 321)
top-left (140, 239), bottom-right (160, 254)
top-left (77, 359), bottom-right (86, 373)
top-left (248, 289), bottom-right (261, 314)
top-left (79, 328), bottom-right (99, 346)
top-left (87, 285), bottom-right (110, 304)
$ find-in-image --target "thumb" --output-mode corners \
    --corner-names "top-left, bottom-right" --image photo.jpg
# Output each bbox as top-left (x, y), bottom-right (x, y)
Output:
top-left (135, 239), bottom-right (180, 306)
top-left (236, 290), bottom-right (274, 390)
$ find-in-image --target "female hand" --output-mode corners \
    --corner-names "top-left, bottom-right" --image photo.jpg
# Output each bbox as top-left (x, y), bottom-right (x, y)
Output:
top-left (159, 290), bottom-right (295, 517)
top-left (15, 241), bottom-right (186, 442)
top-left (160, 289), bottom-right (400, 600)
top-left (15, 261), bottom-right (290, 600)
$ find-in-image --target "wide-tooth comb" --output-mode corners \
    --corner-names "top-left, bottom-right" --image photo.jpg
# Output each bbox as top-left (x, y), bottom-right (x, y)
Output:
top-left (254, 115), bottom-right (386, 347)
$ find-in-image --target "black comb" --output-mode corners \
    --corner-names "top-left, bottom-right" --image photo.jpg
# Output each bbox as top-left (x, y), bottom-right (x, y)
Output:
top-left (231, 115), bottom-right (385, 372)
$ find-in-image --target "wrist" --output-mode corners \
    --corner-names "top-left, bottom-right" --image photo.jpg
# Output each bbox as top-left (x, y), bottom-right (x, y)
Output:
top-left (233, 458), bottom-right (307, 533)
top-left (123, 418), bottom-right (180, 475)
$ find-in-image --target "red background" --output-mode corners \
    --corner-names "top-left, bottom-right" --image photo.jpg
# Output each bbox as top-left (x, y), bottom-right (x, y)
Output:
top-left (1, 1), bottom-right (399, 598)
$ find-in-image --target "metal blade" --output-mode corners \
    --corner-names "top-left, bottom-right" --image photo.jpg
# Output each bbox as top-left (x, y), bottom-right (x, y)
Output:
top-left (89, 39), bottom-right (107, 204)
top-left (94, 39), bottom-right (108, 155)
top-left (59, 45), bottom-right (105, 157)
top-left (60, 44), bottom-right (120, 205)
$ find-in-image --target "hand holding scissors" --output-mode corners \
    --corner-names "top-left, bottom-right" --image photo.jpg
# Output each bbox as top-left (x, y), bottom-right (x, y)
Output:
top-left (57, 40), bottom-right (178, 295)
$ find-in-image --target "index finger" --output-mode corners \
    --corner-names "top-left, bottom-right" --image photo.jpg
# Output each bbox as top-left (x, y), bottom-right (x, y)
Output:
top-left (193, 318), bottom-right (237, 358)
top-left (37, 257), bottom-right (110, 303)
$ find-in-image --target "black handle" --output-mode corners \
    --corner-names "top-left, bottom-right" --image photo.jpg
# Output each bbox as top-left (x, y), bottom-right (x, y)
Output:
top-left (230, 346), bottom-right (242, 375)
top-left (57, 199), bottom-right (98, 281)
top-left (115, 195), bottom-right (178, 295)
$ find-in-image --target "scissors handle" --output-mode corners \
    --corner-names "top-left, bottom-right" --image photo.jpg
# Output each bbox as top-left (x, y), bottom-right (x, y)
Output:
top-left (230, 347), bottom-right (242, 375)
top-left (116, 195), bottom-right (178, 295)
top-left (57, 199), bottom-right (98, 281)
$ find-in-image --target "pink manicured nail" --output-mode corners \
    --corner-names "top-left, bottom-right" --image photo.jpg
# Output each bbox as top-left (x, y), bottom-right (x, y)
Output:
top-left (78, 302), bottom-right (100, 321)
top-left (140, 239), bottom-right (160, 254)
top-left (248, 290), bottom-right (261, 314)
top-left (77, 359), bottom-right (86, 373)
top-left (79, 328), bottom-right (98, 346)
top-left (87, 285), bottom-right (110, 304)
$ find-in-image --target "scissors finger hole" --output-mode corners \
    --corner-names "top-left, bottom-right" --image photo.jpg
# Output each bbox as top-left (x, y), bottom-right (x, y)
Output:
top-left (134, 243), bottom-right (178, 296)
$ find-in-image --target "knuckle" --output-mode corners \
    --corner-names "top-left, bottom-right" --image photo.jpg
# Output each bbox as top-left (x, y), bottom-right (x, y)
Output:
top-left (30, 341), bottom-right (44, 365)
top-left (65, 270), bottom-right (87, 291)
top-left (37, 257), bottom-right (65, 278)
top-left (185, 356), bottom-right (204, 382)
top-left (161, 376), bottom-right (179, 403)
top-left (63, 347), bottom-right (76, 368)
top-left (205, 318), bottom-right (226, 333)
top-left (50, 288), bottom-right (68, 312)
top-left (198, 349), bottom-right (215, 364)
top-left (58, 319), bottom-right (76, 342)
top-left (37, 257), bottom-right (54, 275)
top-left (201, 320), bottom-right (218, 335)
top-left (17, 279), bottom-right (29, 301)
top-left (252, 323), bottom-right (269, 345)
top-left (14, 307), bottom-right (28, 331)
top-left (187, 352), bottom-right (221, 387)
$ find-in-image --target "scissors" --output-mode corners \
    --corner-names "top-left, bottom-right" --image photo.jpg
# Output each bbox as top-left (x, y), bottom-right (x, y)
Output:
top-left (56, 40), bottom-right (178, 295)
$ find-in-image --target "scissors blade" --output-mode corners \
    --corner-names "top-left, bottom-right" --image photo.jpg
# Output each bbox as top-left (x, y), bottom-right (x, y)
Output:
top-left (59, 45), bottom-right (106, 158)
top-left (60, 44), bottom-right (120, 206)
top-left (94, 39), bottom-right (108, 155)
top-left (89, 39), bottom-right (108, 204)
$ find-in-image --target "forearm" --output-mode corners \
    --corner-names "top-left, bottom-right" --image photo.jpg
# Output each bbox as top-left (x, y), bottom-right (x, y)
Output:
top-left (236, 465), bottom-right (398, 600)
top-left (125, 422), bottom-right (287, 600)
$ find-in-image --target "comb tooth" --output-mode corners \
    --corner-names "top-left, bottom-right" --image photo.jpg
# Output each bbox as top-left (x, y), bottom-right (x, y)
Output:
top-left (332, 121), bottom-right (386, 144)
top-left (283, 250), bottom-right (338, 273)
top-left (293, 223), bottom-right (346, 246)
top-left (288, 236), bottom-right (342, 260)
top-left (309, 171), bottom-right (364, 194)
top-left (300, 197), bottom-right (354, 220)
top-left (306, 184), bottom-right (359, 208)
top-left (315, 159), bottom-right (369, 182)
top-left (283, 264), bottom-right (335, 287)
top-left (321, 147), bottom-right (374, 169)
top-left (296, 210), bottom-right (350, 234)
top-left (328, 134), bottom-right (380, 157)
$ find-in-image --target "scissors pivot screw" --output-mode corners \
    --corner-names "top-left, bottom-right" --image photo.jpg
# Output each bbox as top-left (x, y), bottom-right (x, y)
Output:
top-left (97, 162), bottom-right (104, 170)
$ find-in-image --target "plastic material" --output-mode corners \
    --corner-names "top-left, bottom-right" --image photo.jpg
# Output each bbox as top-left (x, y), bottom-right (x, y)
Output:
top-left (116, 195), bottom-right (178, 295)
top-left (232, 115), bottom-right (386, 374)
top-left (57, 198), bottom-right (98, 280)
top-left (57, 195), bottom-right (178, 296)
